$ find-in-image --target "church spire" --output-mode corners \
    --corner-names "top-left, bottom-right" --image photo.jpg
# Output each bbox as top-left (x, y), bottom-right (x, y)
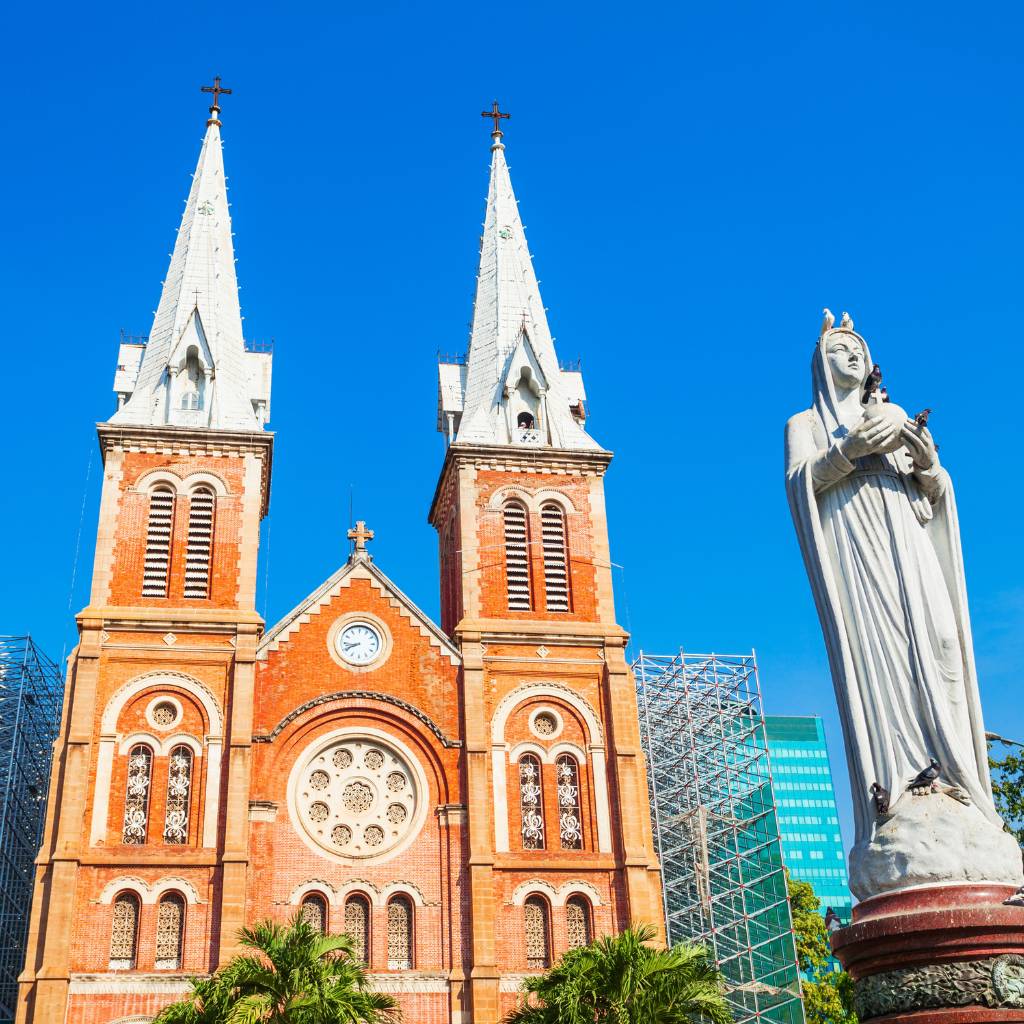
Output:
top-left (437, 106), bottom-right (599, 451)
top-left (111, 79), bottom-right (270, 431)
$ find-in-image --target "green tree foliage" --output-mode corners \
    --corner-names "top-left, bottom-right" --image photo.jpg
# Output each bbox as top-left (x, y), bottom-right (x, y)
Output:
top-left (988, 737), bottom-right (1024, 845)
top-left (502, 923), bottom-right (732, 1024)
top-left (786, 873), bottom-right (857, 1024)
top-left (152, 912), bottom-right (400, 1024)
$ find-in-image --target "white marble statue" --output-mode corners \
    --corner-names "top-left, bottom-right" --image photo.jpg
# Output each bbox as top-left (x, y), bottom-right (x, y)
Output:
top-left (785, 311), bottom-right (1023, 901)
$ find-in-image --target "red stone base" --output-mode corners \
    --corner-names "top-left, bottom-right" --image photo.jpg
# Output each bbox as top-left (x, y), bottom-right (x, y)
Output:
top-left (831, 884), bottom-right (1024, 1023)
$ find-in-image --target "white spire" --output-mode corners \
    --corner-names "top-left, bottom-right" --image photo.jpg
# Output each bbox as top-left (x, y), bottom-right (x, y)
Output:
top-left (437, 119), bottom-right (600, 451)
top-left (110, 93), bottom-right (270, 431)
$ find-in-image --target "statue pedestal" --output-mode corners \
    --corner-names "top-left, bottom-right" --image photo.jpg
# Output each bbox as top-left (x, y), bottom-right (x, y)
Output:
top-left (832, 884), bottom-right (1024, 1022)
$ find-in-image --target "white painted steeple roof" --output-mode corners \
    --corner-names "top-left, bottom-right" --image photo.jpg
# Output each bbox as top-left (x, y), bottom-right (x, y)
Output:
top-left (437, 120), bottom-right (601, 451)
top-left (110, 95), bottom-right (270, 431)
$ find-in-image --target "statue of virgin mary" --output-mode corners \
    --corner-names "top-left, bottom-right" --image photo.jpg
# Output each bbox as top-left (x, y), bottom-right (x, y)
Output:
top-left (785, 312), bottom-right (1022, 900)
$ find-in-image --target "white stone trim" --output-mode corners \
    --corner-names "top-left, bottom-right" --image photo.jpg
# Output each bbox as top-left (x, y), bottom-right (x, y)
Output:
top-left (182, 470), bottom-right (229, 496)
top-left (97, 876), bottom-right (202, 905)
top-left (162, 733), bottom-right (204, 757)
top-left (548, 741), bottom-right (587, 765)
top-left (286, 727), bottom-right (430, 868)
top-left (510, 879), bottom-right (603, 908)
top-left (499, 974), bottom-right (532, 993)
top-left (117, 732), bottom-right (162, 756)
top-left (492, 746), bottom-right (510, 851)
top-left (337, 880), bottom-right (380, 906)
top-left (491, 683), bottom-right (603, 746)
top-left (145, 696), bottom-right (184, 732)
top-left (379, 881), bottom-right (427, 908)
top-left (364, 974), bottom-right (450, 993)
top-left (102, 671), bottom-right (224, 736)
top-left (132, 469), bottom-right (185, 494)
top-left (508, 741), bottom-right (548, 764)
top-left (69, 974), bottom-right (198, 996)
top-left (528, 706), bottom-right (564, 740)
top-left (288, 879), bottom-right (339, 906)
top-left (202, 739), bottom-right (222, 848)
top-left (485, 485), bottom-right (579, 514)
top-left (118, 731), bottom-right (203, 757)
top-left (90, 736), bottom-right (117, 845)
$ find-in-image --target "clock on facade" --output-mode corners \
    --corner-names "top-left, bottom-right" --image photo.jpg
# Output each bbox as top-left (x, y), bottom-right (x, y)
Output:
top-left (335, 622), bottom-right (382, 666)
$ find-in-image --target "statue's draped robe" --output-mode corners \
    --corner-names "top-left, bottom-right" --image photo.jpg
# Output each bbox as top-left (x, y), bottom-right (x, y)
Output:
top-left (785, 331), bottom-right (997, 846)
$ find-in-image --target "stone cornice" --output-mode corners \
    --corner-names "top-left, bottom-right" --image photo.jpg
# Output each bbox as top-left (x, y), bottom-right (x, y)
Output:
top-left (455, 618), bottom-right (629, 644)
top-left (427, 442), bottom-right (613, 524)
top-left (76, 606), bottom-right (265, 630)
top-left (96, 422), bottom-right (274, 517)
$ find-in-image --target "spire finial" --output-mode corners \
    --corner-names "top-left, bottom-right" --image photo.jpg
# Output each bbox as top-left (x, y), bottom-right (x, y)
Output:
top-left (201, 75), bottom-right (232, 127)
top-left (481, 100), bottom-right (510, 145)
top-left (347, 520), bottom-right (375, 561)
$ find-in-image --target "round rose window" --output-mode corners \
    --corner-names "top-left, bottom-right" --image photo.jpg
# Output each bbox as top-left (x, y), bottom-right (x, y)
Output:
top-left (292, 736), bottom-right (419, 860)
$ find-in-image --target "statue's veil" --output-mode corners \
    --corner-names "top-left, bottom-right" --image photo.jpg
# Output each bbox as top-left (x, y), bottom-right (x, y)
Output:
top-left (812, 327), bottom-right (872, 439)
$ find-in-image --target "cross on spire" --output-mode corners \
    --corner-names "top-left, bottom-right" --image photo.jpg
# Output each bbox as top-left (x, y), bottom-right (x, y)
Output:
top-left (201, 76), bottom-right (232, 126)
top-left (347, 520), bottom-right (375, 558)
top-left (482, 100), bottom-right (510, 138)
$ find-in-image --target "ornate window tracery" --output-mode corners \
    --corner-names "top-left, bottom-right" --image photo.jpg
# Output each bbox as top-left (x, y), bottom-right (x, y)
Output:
top-left (122, 744), bottom-right (153, 845)
top-left (344, 894), bottom-right (370, 965)
top-left (300, 893), bottom-right (327, 933)
top-left (184, 487), bottom-right (215, 599)
top-left (142, 488), bottom-right (175, 598)
top-left (524, 896), bottom-right (551, 970)
top-left (155, 893), bottom-right (185, 969)
top-left (519, 754), bottom-right (545, 850)
top-left (540, 503), bottom-right (570, 611)
top-left (566, 895), bottom-right (592, 949)
top-left (109, 892), bottom-right (140, 969)
top-left (556, 755), bottom-right (583, 850)
top-left (503, 501), bottom-right (532, 610)
top-left (387, 896), bottom-right (413, 970)
top-left (163, 745), bottom-right (193, 844)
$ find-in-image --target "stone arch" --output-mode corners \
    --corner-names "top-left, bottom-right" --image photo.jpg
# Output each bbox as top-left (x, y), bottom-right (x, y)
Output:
top-left (289, 879), bottom-right (340, 906)
top-left (133, 469), bottom-right (185, 494)
top-left (491, 683), bottom-right (603, 747)
top-left (181, 470), bottom-right (229, 496)
top-left (102, 671), bottom-right (223, 736)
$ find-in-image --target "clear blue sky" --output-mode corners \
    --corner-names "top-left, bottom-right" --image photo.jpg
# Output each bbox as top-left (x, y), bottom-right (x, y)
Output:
top-left (3, 1), bottom-right (1022, 849)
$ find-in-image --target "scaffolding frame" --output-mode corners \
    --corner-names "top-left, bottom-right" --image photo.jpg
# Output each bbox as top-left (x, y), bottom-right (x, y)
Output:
top-left (0, 638), bottom-right (62, 1023)
top-left (634, 651), bottom-right (804, 1024)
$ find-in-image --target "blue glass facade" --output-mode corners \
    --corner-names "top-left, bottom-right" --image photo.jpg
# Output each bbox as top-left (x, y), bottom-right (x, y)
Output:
top-left (764, 715), bottom-right (852, 927)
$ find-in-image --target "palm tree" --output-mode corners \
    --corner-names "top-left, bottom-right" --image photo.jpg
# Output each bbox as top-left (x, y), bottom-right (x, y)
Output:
top-left (503, 924), bottom-right (731, 1024)
top-left (153, 912), bottom-right (400, 1024)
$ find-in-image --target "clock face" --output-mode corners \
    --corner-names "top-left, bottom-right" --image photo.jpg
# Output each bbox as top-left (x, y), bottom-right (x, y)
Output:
top-left (336, 622), bottom-right (382, 666)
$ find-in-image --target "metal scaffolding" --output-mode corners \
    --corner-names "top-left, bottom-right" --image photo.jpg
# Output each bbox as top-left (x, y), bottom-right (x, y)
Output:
top-left (0, 638), bottom-right (62, 1023)
top-left (634, 651), bottom-right (804, 1024)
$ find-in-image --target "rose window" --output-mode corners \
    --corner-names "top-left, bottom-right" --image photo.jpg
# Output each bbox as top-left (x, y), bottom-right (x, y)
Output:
top-left (293, 737), bottom-right (419, 860)
top-left (533, 712), bottom-right (557, 737)
top-left (152, 701), bottom-right (178, 727)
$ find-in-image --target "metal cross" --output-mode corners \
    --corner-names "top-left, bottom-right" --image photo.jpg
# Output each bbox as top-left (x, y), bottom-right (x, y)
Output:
top-left (482, 100), bottom-right (510, 135)
top-left (201, 76), bottom-right (232, 109)
top-left (347, 520), bottom-right (374, 552)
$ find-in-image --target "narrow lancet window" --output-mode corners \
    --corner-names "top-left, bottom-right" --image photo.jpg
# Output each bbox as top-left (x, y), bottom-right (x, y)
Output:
top-left (524, 896), bottom-right (551, 969)
top-left (300, 893), bottom-right (327, 934)
top-left (556, 755), bottom-right (583, 850)
top-left (122, 745), bottom-right (153, 845)
top-left (387, 896), bottom-right (413, 969)
top-left (155, 893), bottom-right (185, 969)
top-left (142, 488), bottom-right (175, 598)
top-left (109, 892), bottom-right (140, 969)
top-left (184, 487), bottom-right (215, 599)
top-left (504, 501), bottom-right (532, 610)
top-left (541, 503), bottom-right (570, 611)
top-left (566, 896), bottom-right (592, 949)
top-left (163, 745), bottom-right (193, 844)
top-left (519, 754), bottom-right (545, 850)
top-left (345, 894), bottom-right (370, 965)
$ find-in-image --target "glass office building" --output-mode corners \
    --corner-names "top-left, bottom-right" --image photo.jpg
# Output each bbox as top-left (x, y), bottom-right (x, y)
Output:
top-left (764, 716), bottom-right (852, 927)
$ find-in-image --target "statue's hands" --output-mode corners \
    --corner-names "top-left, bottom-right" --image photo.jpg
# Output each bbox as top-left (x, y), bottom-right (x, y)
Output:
top-left (839, 417), bottom-right (899, 460)
top-left (901, 421), bottom-right (938, 470)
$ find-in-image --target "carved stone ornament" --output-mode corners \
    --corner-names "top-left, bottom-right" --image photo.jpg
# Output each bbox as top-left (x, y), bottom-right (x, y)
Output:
top-left (855, 955), bottom-right (1024, 1020)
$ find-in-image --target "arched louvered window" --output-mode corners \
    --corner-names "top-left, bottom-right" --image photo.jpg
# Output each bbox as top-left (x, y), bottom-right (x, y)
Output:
top-left (109, 891), bottom-right (140, 969)
top-left (556, 755), bottom-right (584, 850)
top-left (184, 487), bottom-right (215, 599)
top-left (524, 896), bottom-right (551, 970)
top-left (503, 501), bottom-right (532, 611)
top-left (344, 894), bottom-right (371, 965)
top-left (387, 895), bottom-right (413, 970)
top-left (566, 895), bottom-right (592, 949)
top-left (122, 745), bottom-right (153, 845)
top-left (155, 892), bottom-right (186, 969)
top-left (163, 745), bottom-right (193, 844)
top-left (300, 892), bottom-right (328, 934)
top-left (541, 503), bottom-right (570, 611)
top-left (519, 754), bottom-right (545, 850)
top-left (142, 488), bottom-right (175, 598)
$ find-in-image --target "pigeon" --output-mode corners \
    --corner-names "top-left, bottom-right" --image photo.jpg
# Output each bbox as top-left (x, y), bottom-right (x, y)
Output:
top-left (908, 758), bottom-right (941, 792)
top-left (821, 308), bottom-right (835, 334)
top-left (840, 311), bottom-right (855, 329)
top-left (863, 364), bottom-right (883, 402)
top-left (880, 386), bottom-right (891, 404)
top-left (914, 408), bottom-right (932, 429)
top-left (870, 781), bottom-right (890, 815)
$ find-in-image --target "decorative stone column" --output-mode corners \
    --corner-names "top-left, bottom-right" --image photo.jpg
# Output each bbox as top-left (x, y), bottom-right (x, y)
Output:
top-left (832, 885), bottom-right (1024, 1023)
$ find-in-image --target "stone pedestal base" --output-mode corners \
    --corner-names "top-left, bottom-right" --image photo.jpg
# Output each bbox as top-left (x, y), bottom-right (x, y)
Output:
top-left (832, 884), bottom-right (1024, 1023)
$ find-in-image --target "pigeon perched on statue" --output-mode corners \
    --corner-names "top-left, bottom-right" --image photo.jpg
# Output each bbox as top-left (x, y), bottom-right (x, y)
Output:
top-left (914, 408), bottom-right (932, 429)
top-left (870, 781), bottom-right (890, 815)
top-left (880, 386), bottom-right (891, 404)
top-left (908, 758), bottom-right (941, 794)
top-left (863, 364), bottom-right (883, 403)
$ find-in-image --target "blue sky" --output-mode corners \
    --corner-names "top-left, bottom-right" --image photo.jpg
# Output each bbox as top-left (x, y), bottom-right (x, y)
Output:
top-left (3, 0), bottom-right (1022, 850)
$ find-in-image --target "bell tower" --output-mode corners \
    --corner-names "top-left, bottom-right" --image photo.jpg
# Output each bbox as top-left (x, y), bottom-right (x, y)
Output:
top-left (18, 82), bottom-right (272, 1024)
top-left (430, 107), bottom-right (664, 1023)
